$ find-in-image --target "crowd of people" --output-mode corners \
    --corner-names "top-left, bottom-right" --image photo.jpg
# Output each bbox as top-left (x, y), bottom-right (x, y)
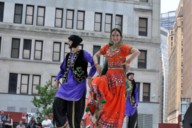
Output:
top-left (0, 111), bottom-right (54, 128)
top-left (0, 111), bottom-right (13, 128)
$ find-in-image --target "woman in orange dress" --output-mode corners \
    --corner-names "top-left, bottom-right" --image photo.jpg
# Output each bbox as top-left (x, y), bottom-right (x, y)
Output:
top-left (89, 28), bottom-right (140, 128)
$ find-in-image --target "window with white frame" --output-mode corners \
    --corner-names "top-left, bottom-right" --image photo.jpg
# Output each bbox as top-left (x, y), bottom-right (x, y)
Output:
top-left (139, 17), bottom-right (148, 36)
top-left (55, 8), bottom-right (63, 28)
top-left (14, 4), bottom-right (23, 24)
top-left (138, 50), bottom-right (147, 69)
top-left (11, 38), bottom-right (20, 58)
top-left (8, 73), bottom-right (18, 94)
top-left (140, 0), bottom-right (148, 2)
top-left (23, 39), bottom-right (32, 59)
top-left (0, 37), bottom-right (1, 54)
top-left (64, 42), bottom-right (71, 58)
top-left (93, 45), bottom-right (101, 64)
top-left (136, 82), bottom-right (140, 101)
top-left (94, 12), bottom-right (102, 32)
top-left (138, 114), bottom-right (152, 128)
top-left (105, 14), bottom-right (112, 33)
top-left (25, 5), bottom-right (34, 25)
top-left (115, 15), bottom-right (123, 31)
top-left (0, 2), bottom-right (4, 22)
top-left (34, 40), bottom-right (43, 60)
top-left (32, 75), bottom-right (41, 95)
top-left (143, 83), bottom-right (150, 102)
top-left (53, 42), bottom-right (61, 62)
top-left (66, 9), bottom-right (74, 29)
top-left (76, 10), bottom-right (85, 30)
top-left (20, 74), bottom-right (29, 94)
top-left (37, 6), bottom-right (45, 26)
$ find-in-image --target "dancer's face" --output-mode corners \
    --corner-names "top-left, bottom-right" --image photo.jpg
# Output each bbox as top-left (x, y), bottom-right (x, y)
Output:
top-left (111, 31), bottom-right (121, 45)
top-left (67, 39), bottom-right (72, 48)
top-left (128, 74), bottom-right (134, 81)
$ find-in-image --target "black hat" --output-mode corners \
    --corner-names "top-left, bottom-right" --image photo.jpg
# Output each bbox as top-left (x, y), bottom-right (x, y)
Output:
top-left (127, 72), bottom-right (134, 77)
top-left (68, 35), bottom-right (83, 49)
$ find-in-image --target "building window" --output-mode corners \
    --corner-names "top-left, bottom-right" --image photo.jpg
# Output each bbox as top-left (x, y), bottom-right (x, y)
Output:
top-left (19, 107), bottom-right (27, 112)
top-left (23, 39), bottom-right (32, 59)
top-left (138, 114), bottom-right (153, 128)
top-left (25, 5), bottom-right (34, 25)
top-left (14, 4), bottom-right (23, 24)
top-left (115, 15), bottom-right (123, 31)
top-left (34, 40), bottom-right (43, 60)
top-left (64, 42), bottom-right (70, 58)
top-left (66, 9), bottom-right (74, 29)
top-left (53, 42), bottom-right (61, 62)
top-left (7, 107), bottom-right (16, 112)
top-left (94, 13), bottom-right (102, 32)
top-left (93, 45), bottom-right (101, 64)
top-left (139, 17), bottom-right (148, 36)
top-left (0, 2), bottom-right (4, 22)
top-left (37, 6), bottom-right (45, 26)
top-left (138, 50), bottom-right (147, 69)
top-left (143, 83), bottom-right (150, 102)
top-left (20, 74), bottom-right (29, 94)
top-left (55, 8), bottom-right (63, 28)
top-left (0, 37), bottom-right (1, 54)
top-left (136, 82), bottom-right (140, 101)
top-left (11, 38), bottom-right (20, 58)
top-left (8, 73), bottom-right (18, 94)
top-left (140, 0), bottom-right (148, 2)
top-left (105, 14), bottom-right (112, 33)
top-left (77, 10), bottom-right (85, 30)
top-left (32, 75), bottom-right (41, 95)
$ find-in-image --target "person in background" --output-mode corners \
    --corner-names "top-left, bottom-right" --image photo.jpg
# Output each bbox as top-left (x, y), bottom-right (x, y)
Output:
top-left (34, 117), bottom-right (42, 128)
top-left (27, 116), bottom-right (36, 128)
top-left (16, 120), bottom-right (26, 128)
top-left (125, 72), bottom-right (139, 128)
top-left (0, 110), bottom-right (6, 128)
top-left (4, 114), bottom-right (13, 128)
top-left (41, 114), bottom-right (52, 128)
top-left (53, 35), bottom-right (96, 128)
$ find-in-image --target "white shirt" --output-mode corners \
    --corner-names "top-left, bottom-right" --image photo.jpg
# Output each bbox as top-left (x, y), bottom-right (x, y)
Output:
top-left (42, 119), bottom-right (52, 128)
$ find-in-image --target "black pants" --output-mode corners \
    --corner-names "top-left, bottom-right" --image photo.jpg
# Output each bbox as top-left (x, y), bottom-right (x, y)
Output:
top-left (53, 94), bottom-right (85, 128)
top-left (127, 111), bottom-right (138, 128)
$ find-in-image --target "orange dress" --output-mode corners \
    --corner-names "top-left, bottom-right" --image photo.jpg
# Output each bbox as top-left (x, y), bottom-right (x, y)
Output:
top-left (89, 44), bottom-right (132, 128)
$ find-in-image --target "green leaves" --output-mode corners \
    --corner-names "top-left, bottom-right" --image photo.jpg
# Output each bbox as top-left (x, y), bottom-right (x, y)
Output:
top-left (32, 80), bottom-right (57, 118)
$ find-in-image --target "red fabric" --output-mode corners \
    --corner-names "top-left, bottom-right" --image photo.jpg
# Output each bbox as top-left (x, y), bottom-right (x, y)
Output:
top-left (159, 123), bottom-right (180, 128)
top-left (89, 44), bottom-right (132, 128)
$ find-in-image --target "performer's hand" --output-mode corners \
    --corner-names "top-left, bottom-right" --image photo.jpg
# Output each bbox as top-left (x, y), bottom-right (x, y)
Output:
top-left (95, 64), bottom-right (102, 75)
top-left (122, 63), bottom-right (130, 72)
top-left (134, 104), bottom-right (138, 108)
top-left (54, 80), bottom-right (61, 89)
top-left (88, 78), bottom-right (92, 87)
top-left (125, 63), bottom-right (130, 72)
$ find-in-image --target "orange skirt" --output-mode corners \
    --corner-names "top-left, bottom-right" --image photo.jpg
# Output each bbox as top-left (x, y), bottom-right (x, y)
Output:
top-left (89, 69), bottom-right (126, 128)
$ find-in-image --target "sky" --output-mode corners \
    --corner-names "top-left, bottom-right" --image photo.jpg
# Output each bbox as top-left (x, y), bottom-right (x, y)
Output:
top-left (161, 0), bottom-right (180, 13)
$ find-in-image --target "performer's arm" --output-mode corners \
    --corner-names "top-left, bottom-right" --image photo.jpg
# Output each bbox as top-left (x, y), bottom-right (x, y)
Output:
top-left (83, 51), bottom-right (96, 86)
top-left (83, 50), bottom-right (96, 78)
top-left (54, 57), bottom-right (67, 88)
top-left (126, 48), bottom-right (140, 64)
top-left (93, 50), bottom-right (102, 75)
top-left (55, 57), bottom-right (67, 80)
